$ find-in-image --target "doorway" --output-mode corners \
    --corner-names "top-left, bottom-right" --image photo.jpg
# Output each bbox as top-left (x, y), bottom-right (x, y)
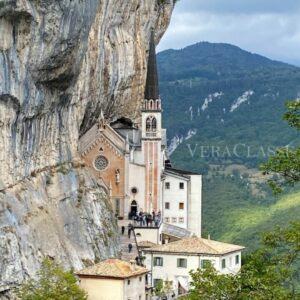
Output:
top-left (130, 200), bottom-right (138, 218)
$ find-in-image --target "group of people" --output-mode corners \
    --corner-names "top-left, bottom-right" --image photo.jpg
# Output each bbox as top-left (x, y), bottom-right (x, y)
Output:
top-left (120, 210), bottom-right (162, 256)
top-left (131, 210), bottom-right (161, 227)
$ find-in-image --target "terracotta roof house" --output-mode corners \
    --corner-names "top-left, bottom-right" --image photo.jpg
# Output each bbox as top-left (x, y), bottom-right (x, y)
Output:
top-left (143, 237), bottom-right (245, 297)
top-left (137, 241), bottom-right (157, 250)
top-left (146, 237), bottom-right (245, 255)
top-left (76, 259), bottom-right (149, 300)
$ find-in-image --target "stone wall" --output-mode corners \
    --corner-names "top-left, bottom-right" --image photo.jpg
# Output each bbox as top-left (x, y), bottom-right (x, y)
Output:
top-left (0, 0), bottom-right (174, 296)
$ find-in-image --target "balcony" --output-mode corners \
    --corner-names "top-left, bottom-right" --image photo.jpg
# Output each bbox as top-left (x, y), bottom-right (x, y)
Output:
top-left (146, 132), bottom-right (157, 138)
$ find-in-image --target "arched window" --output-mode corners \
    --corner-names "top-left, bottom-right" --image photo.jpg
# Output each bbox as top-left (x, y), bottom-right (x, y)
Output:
top-left (152, 117), bottom-right (157, 132)
top-left (149, 100), bottom-right (154, 110)
top-left (146, 117), bottom-right (152, 132)
top-left (155, 100), bottom-right (159, 110)
top-left (146, 116), bottom-right (158, 132)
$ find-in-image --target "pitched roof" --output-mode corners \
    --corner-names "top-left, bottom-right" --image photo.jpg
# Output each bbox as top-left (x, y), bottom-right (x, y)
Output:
top-left (76, 259), bottom-right (148, 279)
top-left (144, 30), bottom-right (159, 100)
top-left (165, 166), bottom-right (201, 176)
top-left (144, 237), bottom-right (245, 255)
top-left (138, 241), bottom-right (157, 248)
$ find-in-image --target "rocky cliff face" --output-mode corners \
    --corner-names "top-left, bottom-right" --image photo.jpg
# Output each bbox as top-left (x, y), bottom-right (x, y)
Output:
top-left (0, 0), bottom-right (174, 296)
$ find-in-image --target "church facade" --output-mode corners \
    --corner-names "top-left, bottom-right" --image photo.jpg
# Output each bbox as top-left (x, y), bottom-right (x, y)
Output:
top-left (78, 32), bottom-right (202, 237)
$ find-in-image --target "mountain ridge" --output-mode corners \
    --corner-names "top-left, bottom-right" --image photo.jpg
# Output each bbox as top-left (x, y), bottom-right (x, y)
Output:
top-left (159, 41), bottom-right (295, 67)
top-left (158, 41), bottom-right (299, 83)
top-left (158, 41), bottom-right (300, 171)
top-left (157, 41), bottom-right (300, 250)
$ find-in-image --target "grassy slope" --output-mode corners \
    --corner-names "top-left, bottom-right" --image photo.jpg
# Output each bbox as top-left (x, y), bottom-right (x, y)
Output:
top-left (202, 176), bottom-right (300, 251)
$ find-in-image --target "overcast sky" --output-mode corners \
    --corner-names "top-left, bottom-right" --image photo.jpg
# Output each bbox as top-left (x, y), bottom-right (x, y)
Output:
top-left (158, 0), bottom-right (300, 66)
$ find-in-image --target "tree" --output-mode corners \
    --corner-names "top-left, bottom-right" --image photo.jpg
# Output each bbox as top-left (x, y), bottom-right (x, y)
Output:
top-left (154, 279), bottom-right (174, 299)
top-left (16, 258), bottom-right (87, 300)
top-left (261, 100), bottom-right (300, 193)
top-left (184, 222), bottom-right (300, 300)
top-left (184, 101), bottom-right (300, 300)
top-left (284, 100), bottom-right (300, 130)
top-left (186, 264), bottom-right (240, 300)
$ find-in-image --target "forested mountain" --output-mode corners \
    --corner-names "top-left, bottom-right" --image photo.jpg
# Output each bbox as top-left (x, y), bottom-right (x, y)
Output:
top-left (158, 42), bottom-right (300, 250)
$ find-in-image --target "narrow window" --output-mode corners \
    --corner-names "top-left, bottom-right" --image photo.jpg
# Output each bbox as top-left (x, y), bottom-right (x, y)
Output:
top-left (149, 100), bottom-right (154, 110)
top-left (156, 99), bottom-right (159, 110)
top-left (179, 182), bottom-right (184, 189)
top-left (165, 202), bottom-right (170, 209)
top-left (127, 279), bottom-right (130, 285)
top-left (235, 255), bottom-right (240, 265)
top-left (152, 117), bottom-right (157, 132)
top-left (154, 257), bottom-right (163, 267)
top-left (179, 202), bottom-right (184, 210)
top-left (179, 217), bottom-right (184, 223)
top-left (115, 198), bottom-right (120, 216)
top-left (139, 276), bottom-right (142, 282)
top-left (165, 217), bottom-right (169, 222)
top-left (153, 279), bottom-right (162, 287)
top-left (172, 217), bottom-right (177, 223)
top-left (177, 258), bottom-right (187, 268)
top-left (222, 258), bottom-right (226, 269)
top-left (165, 182), bottom-right (170, 189)
top-left (146, 117), bottom-right (151, 132)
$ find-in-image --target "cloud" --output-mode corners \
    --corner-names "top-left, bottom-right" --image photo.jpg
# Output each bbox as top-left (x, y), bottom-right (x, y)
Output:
top-left (177, 0), bottom-right (300, 15)
top-left (158, 0), bottom-right (300, 65)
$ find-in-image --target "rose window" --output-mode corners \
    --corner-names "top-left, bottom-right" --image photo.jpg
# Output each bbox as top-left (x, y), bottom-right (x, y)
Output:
top-left (94, 155), bottom-right (108, 171)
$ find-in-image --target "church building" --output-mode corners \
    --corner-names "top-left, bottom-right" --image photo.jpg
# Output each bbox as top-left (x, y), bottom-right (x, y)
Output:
top-left (78, 32), bottom-right (202, 237)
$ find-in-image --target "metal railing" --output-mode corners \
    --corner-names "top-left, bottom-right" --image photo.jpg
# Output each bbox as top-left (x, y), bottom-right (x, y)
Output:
top-left (132, 219), bottom-right (162, 228)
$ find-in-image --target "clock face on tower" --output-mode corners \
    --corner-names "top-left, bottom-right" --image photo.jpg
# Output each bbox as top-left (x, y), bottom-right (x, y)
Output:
top-left (94, 155), bottom-right (109, 171)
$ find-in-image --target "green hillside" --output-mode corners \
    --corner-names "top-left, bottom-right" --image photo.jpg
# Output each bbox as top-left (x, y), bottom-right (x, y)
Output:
top-left (158, 42), bottom-right (300, 169)
top-left (203, 176), bottom-right (300, 251)
top-left (158, 42), bottom-right (300, 249)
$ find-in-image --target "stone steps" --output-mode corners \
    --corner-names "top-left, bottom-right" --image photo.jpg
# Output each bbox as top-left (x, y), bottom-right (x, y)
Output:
top-left (118, 223), bottom-right (139, 262)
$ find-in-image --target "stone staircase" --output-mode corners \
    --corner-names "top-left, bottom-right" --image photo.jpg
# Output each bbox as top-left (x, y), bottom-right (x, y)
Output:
top-left (118, 221), bottom-right (139, 261)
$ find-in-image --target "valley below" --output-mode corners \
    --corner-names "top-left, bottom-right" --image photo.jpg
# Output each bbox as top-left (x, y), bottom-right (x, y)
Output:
top-left (158, 42), bottom-right (300, 251)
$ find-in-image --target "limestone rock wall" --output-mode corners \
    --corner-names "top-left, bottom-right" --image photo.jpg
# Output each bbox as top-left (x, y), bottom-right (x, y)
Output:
top-left (0, 0), bottom-right (174, 295)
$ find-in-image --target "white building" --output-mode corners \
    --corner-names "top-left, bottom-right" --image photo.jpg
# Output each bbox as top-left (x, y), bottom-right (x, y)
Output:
top-left (143, 237), bottom-right (245, 297)
top-left (78, 31), bottom-right (202, 236)
top-left (76, 259), bottom-right (149, 300)
top-left (162, 167), bottom-right (202, 236)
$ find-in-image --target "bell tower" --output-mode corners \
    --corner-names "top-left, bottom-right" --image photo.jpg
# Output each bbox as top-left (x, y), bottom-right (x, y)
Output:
top-left (142, 30), bottom-right (162, 213)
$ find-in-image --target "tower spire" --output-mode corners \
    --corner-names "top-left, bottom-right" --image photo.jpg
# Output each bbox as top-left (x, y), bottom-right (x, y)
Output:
top-left (144, 30), bottom-right (159, 100)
